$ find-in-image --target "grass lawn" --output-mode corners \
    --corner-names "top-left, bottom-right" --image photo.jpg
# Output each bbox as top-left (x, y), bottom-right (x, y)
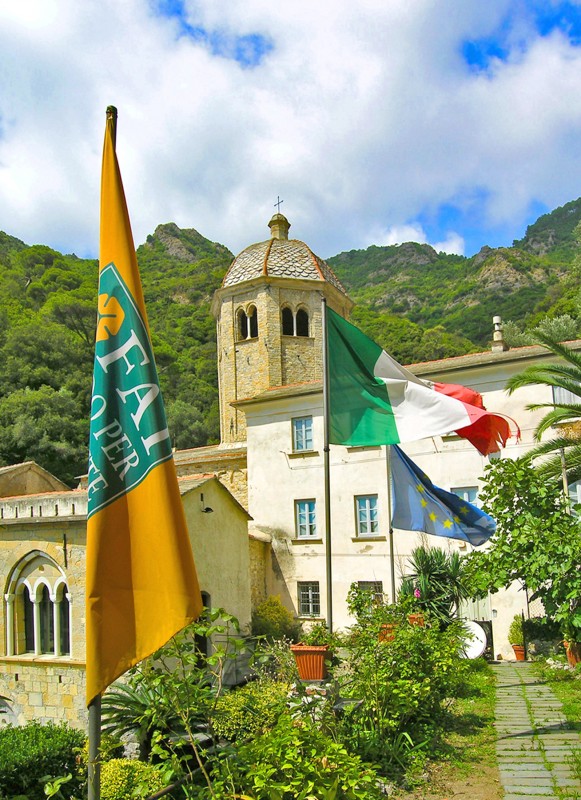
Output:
top-left (531, 660), bottom-right (581, 785)
top-left (394, 658), bottom-right (501, 799)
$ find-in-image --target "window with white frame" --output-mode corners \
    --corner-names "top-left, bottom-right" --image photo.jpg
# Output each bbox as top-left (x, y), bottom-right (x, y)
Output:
top-left (568, 480), bottom-right (581, 513)
top-left (355, 495), bottom-right (379, 536)
top-left (357, 580), bottom-right (384, 604)
top-left (451, 486), bottom-right (480, 507)
top-left (552, 385), bottom-right (581, 406)
top-left (292, 416), bottom-right (313, 451)
top-left (295, 499), bottom-right (317, 538)
top-left (298, 581), bottom-right (320, 616)
top-left (6, 552), bottom-right (71, 658)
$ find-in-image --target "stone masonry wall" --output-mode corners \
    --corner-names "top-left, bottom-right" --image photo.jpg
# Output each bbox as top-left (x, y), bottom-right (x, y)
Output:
top-left (0, 660), bottom-right (87, 730)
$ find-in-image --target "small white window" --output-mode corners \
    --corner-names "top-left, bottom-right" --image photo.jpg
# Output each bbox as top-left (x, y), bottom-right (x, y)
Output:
top-left (298, 581), bottom-right (320, 616)
top-left (451, 486), bottom-right (480, 508)
top-left (292, 416), bottom-right (313, 451)
top-left (568, 480), bottom-right (581, 513)
top-left (553, 386), bottom-right (581, 406)
top-left (357, 580), bottom-right (384, 604)
top-left (356, 495), bottom-right (379, 535)
top-left (296, 500), bottom-right (317, 538)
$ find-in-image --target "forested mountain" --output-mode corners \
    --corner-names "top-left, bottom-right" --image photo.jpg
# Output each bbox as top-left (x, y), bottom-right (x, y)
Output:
top-left (1, 198), bottom-right (581, 484)
top-left (328, 197), bottom-right (581, 356)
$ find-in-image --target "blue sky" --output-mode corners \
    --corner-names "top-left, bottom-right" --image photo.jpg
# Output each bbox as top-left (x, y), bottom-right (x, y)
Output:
top-left (2, 1), bottom-right (581, 260)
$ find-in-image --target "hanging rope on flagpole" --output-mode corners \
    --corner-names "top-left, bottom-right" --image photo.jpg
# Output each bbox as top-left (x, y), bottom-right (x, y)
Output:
top-left (386, 445), bottom-right (396, 604)
top-left (322, 296), bottom-right (333, 632)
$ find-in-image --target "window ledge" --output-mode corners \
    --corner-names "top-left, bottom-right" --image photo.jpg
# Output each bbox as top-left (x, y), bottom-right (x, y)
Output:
top-left (0, 655), bottom-right (84, 666)
top-left (352, 536), bottom-right (387, 542)
top-left (292, 538), bottom-right (323, 545)
top-left (288, 450), bottom-right (319, 459)
top-left (346, 445), bottom-right (382, 452)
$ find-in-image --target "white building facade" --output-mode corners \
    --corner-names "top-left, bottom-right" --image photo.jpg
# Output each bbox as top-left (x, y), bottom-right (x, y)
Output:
top-left (212, 212), bottom-right (576, 659)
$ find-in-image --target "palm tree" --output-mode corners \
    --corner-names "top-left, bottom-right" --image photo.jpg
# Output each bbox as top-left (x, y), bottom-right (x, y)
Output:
top-left (505, 333), bottom-right (581, 485)
top-left (399, 544), bottom-right (470, 623)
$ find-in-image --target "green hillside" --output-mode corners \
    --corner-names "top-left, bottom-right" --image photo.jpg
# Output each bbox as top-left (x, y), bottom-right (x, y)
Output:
top-left (328, 201), bottom-right (581, 350)
top-left (0, 225), bottom-right (231, 484)
top-left (0, 197), bottom-right (580, 484)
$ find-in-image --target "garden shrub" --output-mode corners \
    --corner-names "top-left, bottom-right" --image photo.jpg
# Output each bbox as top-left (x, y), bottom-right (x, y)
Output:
top-left (100, 758), bottom-right (168, 800)
top-left (211, 680), bottom-right (289, 742)
top-left (508, 614), bottom-right (524, 646)
top-left (198, 712), bottom-right (385, 799)
top-left (102, 609), bottom-right (243, 760)
top-left (250, 636), bottom-right (301, 683)
top-left (523, 616), bottom-right (563, 656)
top-left (523, 616), bottom-right (561, 642)
top-left (0, 722), bottom-right (86, 800)
top-left (340, 617), bottom-right (469, 775)
top-left (251, 595), bottom-right (302, 642)
top-left (76, 733), bottom-right (125, 778)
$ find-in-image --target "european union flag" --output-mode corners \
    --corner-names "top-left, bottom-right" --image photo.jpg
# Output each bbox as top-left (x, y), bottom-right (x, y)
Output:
top-left (390, 445), bottom-right (495, 547)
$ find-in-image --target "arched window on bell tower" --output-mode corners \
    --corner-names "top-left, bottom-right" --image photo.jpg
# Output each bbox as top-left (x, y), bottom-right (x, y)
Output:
top-left (237, 305), bottom-right (258, 341)
top-left (282, 306), bottom-right (294, 336)
top-left (281, 305), bottom-right (310, 337)
top-left (296, 307), bottom-right (309, 337)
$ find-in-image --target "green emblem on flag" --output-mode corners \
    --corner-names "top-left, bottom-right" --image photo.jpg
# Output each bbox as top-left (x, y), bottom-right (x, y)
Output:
top-left (88, 263), bottom-right (172, 517)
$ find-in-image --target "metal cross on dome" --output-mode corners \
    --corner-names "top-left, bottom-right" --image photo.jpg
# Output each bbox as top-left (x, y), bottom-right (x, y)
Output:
top-left (274, 196), bottom-right (284, 213)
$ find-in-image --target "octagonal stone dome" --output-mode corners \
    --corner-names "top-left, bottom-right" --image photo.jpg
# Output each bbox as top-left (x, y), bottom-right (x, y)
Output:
top-left (222, 213), bottom-right (348, 295)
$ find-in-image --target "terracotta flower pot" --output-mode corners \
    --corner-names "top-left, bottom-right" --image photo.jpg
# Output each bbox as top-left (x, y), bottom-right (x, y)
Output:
top-left (408, 613), bottom-right (425, 627)
top-left (290, 644), bottom-right (329, 680)
top-left (564, 641), bottom-right (581, 667)
top-left (512, 644), bottom-right (525, 661)
top-left (378, 623), bottom-right (396, 642)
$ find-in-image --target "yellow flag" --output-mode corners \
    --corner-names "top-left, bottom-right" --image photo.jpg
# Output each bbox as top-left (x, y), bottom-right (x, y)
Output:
top-left (85, 107), bottom-right (202, 706)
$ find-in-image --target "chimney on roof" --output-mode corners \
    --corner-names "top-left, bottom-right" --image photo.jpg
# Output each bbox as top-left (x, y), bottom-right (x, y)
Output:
top-left (492, 315), bottom-right (509, 353)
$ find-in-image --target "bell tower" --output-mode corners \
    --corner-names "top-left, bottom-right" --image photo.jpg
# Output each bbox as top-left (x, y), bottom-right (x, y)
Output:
top-left (211, 214), bottom-right (353, 443)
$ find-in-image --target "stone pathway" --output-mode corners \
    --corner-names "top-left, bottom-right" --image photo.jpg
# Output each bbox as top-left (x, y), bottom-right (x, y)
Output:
top-left (491, 662), bottom-right (581, 799)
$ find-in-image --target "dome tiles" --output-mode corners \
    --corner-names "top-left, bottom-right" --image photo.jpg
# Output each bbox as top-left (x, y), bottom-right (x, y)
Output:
top-left (222, 214), bottom-right (347, 296)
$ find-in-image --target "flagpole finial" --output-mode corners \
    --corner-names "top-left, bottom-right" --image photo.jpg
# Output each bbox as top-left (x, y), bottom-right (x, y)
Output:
top-left (106, 106), bottom-right (118, 149)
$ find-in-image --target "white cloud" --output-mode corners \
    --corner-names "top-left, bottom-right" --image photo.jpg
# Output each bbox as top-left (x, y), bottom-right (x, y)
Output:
top-left (433, 233), bottom-right (466, 256)
top-left (0, 1), bottom-right (580, 261)
top-left (369, 224), bottom-right (465, 255)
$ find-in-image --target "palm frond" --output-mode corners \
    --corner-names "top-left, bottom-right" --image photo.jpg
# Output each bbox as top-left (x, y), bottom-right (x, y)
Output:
top-left (526, 440), bottom-right (581, 485)
top-left (507, 366), bottom-right (581, 396)
top-left (505, 334), bottom-right (581, 398)
top-left (536, 332), bottom-right (581, 370)
top-left (531, 407), bottom-right (581, 439)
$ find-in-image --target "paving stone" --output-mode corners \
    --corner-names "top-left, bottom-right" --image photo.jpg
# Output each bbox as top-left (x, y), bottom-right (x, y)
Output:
top-left (495, 785), bottom-right (557, 795)
top-left (499, 766), bottom-right (555, 775)
top-left (491, 664), bottom-right (581, 799)
top-left (501, 775), bottom-right (554, 785)
top-left (502, 795), bottom-right (551, 800)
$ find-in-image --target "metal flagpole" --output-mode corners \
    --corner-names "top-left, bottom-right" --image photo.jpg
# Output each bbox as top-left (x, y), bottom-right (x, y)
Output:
top-left (87, 104), bottom-right (121, 800)
top-left (386, 445), bottom-right (396, 604)
top-left (87, 695), bottom-right (101, 800)
top-left (321, 297), bottom-right (333, 632)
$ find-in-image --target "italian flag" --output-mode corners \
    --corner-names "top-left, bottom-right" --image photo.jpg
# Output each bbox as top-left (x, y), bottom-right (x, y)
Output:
top-left (326, 306), bottom-right (515, 455)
